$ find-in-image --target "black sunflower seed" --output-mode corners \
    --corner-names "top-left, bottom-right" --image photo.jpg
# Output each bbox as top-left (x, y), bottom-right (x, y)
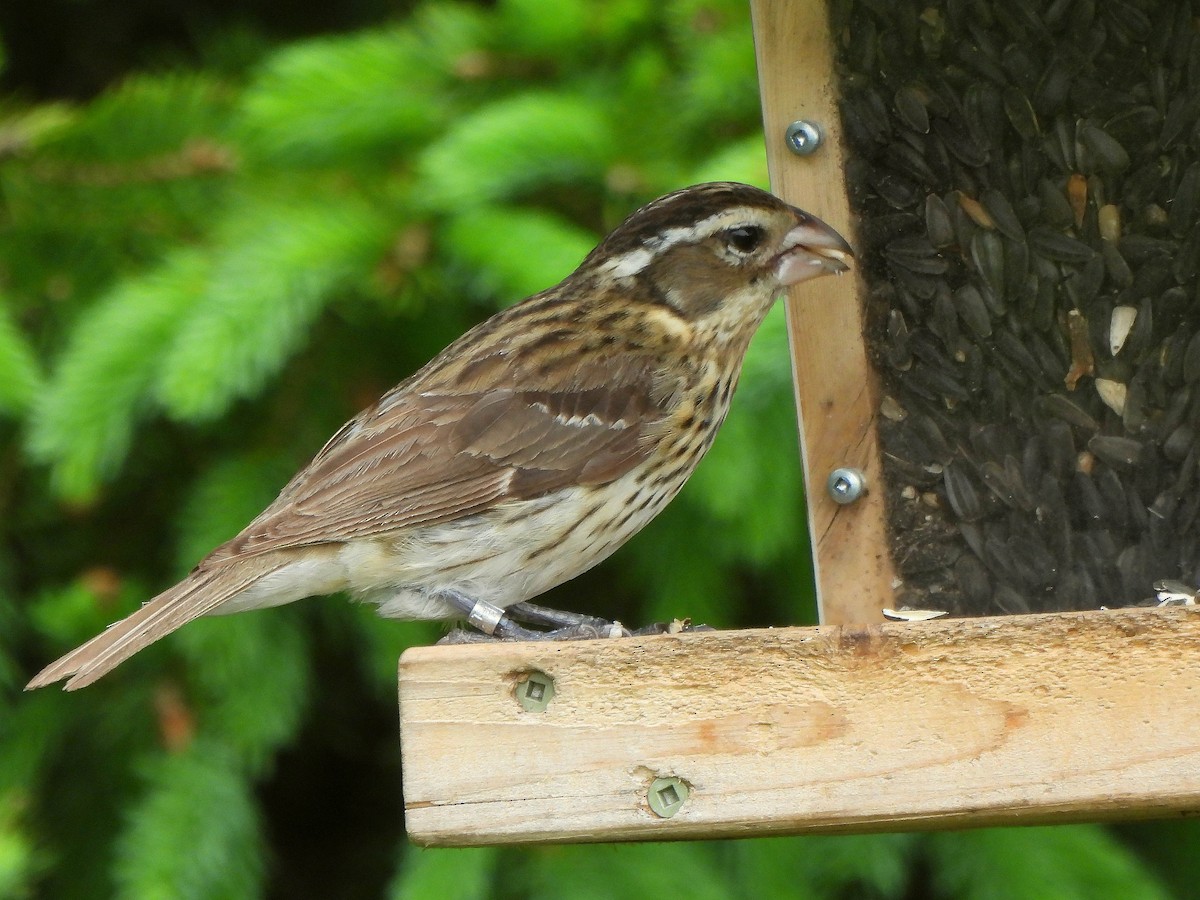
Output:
top-left (839, 0), bottom-right (1200, 615)
top-left (1168, 161), bottom-right (1200, 237)
top-left (1028, 225), bottom-right (1096, 263)
top-left (1172, 222), bottom-right (1200, 283)
top-left (894, 85), bottom-right (931, 133)
top-left (1037, 393), bottom-right (1100, 432)
top-left (1078, 123), bottom-right (1131, 174)
top-left (1164, 425), bottom-right (1193, 462)
top-left (1161, 91), bottom-right (1200, 149)
top-left (953, 283), bottom-right (993, 338)
top-left (981, 189), bottom-right (1025, 241)
top-left (1088, 434), bottom-right (1144, 471)
top-left (1002, 86), bottom-right (1040, 138)
top-left (943, 462), bottom-right (983, 521)
top-left (924, 193), bottom-right (956, 247)
top-left (994, 583), bottom-right (1033, 614)
top-left (1101, 240), bottom-right (1134, 287)
top-left (969, 230), bottom-right (1007, 306)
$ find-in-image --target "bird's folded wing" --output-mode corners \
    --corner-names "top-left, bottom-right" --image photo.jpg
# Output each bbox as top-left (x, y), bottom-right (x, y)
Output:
top-left (207, 358), bottom-right (664, 559)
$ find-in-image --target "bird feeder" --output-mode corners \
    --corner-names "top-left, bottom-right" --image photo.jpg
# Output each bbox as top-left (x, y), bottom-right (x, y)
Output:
top-left (398, 0), bottom-right (1200, 845)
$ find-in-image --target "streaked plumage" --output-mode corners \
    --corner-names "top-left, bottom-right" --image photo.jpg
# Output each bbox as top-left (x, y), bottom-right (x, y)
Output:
top-left (28, 182), bottom-right (851, 690)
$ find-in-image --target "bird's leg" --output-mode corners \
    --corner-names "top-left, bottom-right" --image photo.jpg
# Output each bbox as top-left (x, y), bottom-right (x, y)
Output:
top-left (432, 590), bottom-right (540, 639)
top-left (508, 602), bottom-right (714, 637)
top-left (627, 619), bottom-right (716, 635)
top-left (432, 590), bottom-right (627, 643)
top-left (505, 601), bottom-right (620, 632)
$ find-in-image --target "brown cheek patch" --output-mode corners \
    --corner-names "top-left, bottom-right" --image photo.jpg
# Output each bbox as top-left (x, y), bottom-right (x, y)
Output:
top-left (647, 243), bottom-right (746, 316)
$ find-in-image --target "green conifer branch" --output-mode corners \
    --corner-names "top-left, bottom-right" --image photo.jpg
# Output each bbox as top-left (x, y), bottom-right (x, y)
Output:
top-left (113, 744), bottom-right (265, 900)
top-left (440, 204), bottom-right (597, 301)
top-left (27, 251), bottom-right (209, 501)
top-left (0, 300), bottom-right (43, 416)
top-left (154, 195), bottom-right (393, 422)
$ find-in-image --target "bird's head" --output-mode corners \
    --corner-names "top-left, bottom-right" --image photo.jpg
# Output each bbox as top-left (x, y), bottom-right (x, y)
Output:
top-left (580, 182), bottom-right (852, 336)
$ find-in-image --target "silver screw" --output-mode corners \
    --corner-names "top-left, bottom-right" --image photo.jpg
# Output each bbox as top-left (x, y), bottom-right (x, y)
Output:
top-left (515, 671), bottom-right (555, 712)
top-left (785, 120), bottom-right (823, 156)
top-left (647, 776), bottom-right (689, 818)
top-left (827, 468), bottom-right (866, 504)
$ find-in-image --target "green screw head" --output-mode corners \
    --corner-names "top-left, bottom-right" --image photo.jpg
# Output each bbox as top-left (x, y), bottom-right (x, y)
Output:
top-left (647, 776), bottom-right (689, 818)
top-left (515, 671), bottom-right (555, 712)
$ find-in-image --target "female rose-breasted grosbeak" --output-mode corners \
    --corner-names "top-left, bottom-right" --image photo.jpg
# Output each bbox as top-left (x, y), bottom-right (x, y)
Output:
top-left (29, 182), bottom-right (851, 690)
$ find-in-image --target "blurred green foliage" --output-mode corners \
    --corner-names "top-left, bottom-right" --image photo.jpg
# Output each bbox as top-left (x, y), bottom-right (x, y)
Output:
top-left (0, 0), bottom-right (1192, 897)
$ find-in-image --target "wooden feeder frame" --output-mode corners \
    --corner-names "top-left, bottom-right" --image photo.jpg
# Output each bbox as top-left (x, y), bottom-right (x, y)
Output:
top-left (398, 0), bottom-right (1200, 846)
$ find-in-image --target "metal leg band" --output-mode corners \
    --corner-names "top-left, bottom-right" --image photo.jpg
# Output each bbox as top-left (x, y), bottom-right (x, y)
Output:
top-left (467, 599), bottom-right (506, 636)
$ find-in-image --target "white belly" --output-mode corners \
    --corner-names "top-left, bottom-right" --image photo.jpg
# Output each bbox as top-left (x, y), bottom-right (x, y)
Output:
top-left (356, 466), bottom-right (687, 620)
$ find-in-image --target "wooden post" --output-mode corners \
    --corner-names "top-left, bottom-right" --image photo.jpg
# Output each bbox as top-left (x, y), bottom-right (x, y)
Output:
top-left (751, 0), bottom-right (895, 625)
top-left (400, 607), bottom-right (1200, 845)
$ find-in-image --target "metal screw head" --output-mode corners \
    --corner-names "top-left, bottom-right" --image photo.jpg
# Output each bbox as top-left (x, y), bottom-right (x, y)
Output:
top-left (785, 120), bottom-right (823, 156)
top-left (515, 671), bottom-right (555, 712)
top-left (827, 467), bottom-right (866, 504)
top-left (647, 776), bottom-right (689, 818)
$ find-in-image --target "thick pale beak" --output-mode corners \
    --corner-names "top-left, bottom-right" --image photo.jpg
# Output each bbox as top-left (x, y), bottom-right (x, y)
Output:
top-left (775, 211), bottom-right (854, 286)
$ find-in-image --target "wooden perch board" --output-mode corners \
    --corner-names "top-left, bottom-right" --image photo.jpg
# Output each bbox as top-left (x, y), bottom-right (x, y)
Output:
top-left (400, 606), bottom-right (1200, 846)
top-left (750, 0), bottom-right (895, 625)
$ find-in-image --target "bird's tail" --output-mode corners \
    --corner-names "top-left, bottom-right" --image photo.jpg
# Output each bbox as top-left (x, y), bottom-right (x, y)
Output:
top-left (26, 558), bottom-right (283, 691)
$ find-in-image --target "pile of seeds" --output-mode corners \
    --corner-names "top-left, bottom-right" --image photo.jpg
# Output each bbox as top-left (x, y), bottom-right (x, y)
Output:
top-left (831, 0), bottom-right (1200, 614)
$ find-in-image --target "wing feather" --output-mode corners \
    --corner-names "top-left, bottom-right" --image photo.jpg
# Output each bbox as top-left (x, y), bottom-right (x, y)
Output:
top-left (207, 349), bottom-right (666, 560)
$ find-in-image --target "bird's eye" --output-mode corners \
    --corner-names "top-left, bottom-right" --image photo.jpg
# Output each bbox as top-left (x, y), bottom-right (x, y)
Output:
top-left (724, 225), bottom-right (765, 254)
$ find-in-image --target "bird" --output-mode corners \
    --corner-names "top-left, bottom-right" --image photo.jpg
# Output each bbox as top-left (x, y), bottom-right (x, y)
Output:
top-left (27, 181), bottom-right (852, 691)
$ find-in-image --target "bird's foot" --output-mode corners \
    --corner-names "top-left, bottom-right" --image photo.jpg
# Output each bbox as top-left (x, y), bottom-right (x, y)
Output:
top-left (433, 591), bottom-right (713, 645)
top-left (627, 617), bottom-right (715, 636)
top-left (504, 600), bottom-right (622, 632)
top-left (438, 621), bottom-right (625, 644)
top-left (434, 592), bottom-right (629, 644)
top-left (504, 602), bottom-right (714, 636)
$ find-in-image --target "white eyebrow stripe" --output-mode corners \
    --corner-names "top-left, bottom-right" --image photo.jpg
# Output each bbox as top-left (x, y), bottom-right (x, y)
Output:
top-left (653, 207), bottom-right (765, 249)
top-left (601, 247), bottom-right (655, 278)
top-left (598, 206), bottom-right (767, 279)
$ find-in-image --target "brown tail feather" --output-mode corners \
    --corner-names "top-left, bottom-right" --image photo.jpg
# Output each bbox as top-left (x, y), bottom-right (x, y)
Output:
top-left (26, 560), bottom-right (282, 691)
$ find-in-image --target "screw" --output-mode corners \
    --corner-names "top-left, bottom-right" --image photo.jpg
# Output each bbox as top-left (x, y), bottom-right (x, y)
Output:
top-left (827, 467), bottom-right (866, 504)
top-left (785, 120), bottom-right (823, 156)
top-left (515, 671), bottom-right (555, 712)
top-left (647, 776), bottom-right (690, 818)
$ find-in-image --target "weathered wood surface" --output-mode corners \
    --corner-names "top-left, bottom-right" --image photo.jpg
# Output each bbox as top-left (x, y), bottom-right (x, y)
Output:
top-left (401, 606), bottom-right (1200, 846)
